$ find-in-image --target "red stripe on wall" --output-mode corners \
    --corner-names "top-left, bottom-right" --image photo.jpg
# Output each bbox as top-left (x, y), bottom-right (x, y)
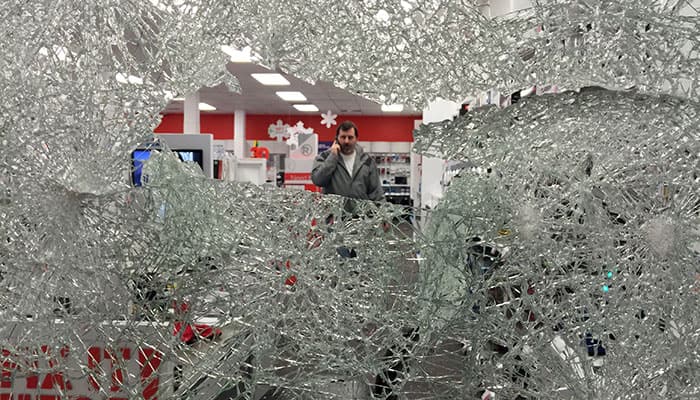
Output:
top-left (246, 114), bottom-right (418, 142)
top-left (155, 113), bottom-right (418, 142)
top-left (154, 114), bottom-right (183, 134)
top-left (154, 114), bottom-right (235, 140)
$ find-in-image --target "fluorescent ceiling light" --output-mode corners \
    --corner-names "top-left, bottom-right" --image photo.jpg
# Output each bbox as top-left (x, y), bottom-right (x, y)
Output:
top-left (39, 45), bottom-right (69, 61)
top-left (148, 0), bottom-right (168, 11)
top-left (198, 102), bottom-right (216, 111)
top-left (374, 9), bottom-right (390, 22)
top-left (220, 45), bottom-right (252, 63)
top-left (115, 73), bottom-right (143, 85)
top-left (251, 73), bottom-right (290, 86)
top-left (381, 104), bottom-right (404, 112)
top-left (128, 75), bottom-right (143, 84)
top-left (276, 91), bottom-right (307, 102)
top-left (521, 86), bottom-right (536, 97)
top-left (293, 104), bottom-right (319, 112)
top-left (172, 97), bottom-right (185, 101)
top-left (400, 0), bottom-right (415, 12)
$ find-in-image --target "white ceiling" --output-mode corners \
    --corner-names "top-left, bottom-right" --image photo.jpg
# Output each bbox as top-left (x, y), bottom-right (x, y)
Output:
top-left (162, 61), bottom-right (421, 116)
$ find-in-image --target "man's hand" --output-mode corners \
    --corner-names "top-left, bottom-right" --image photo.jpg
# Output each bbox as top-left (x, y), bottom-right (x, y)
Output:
top-left (330, 141), bottom-right (341, 155)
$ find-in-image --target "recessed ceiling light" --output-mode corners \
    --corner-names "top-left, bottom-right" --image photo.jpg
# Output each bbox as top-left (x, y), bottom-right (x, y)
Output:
top-left (381, 103), bottom-right (404, 112)
top-left (293, 104), bottom-right (319, 112)
top-left (374, 9), bottom-right (390, 22)
top-left (198, 102), bottom-right (216, 111)
top-left (251, 73), bottom-right (290, 86)
top-left (276, 91), bottom-right (307, 102)
top-left (39, 45), bottom-right (69, 61)
top-left (220, 45), bottom-right (252, 63)
top-left (115, 73), bottom-right (143, 85)
top-left (521, 86), bottom-right (536, 97)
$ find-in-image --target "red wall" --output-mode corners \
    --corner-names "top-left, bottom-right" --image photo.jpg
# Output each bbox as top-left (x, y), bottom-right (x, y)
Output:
top-left (154, 113), bottom-right (418, 142)
top-left (245, 114), bottom-right (418, 142)
top-left (155, 114), bottom-right (235, 140)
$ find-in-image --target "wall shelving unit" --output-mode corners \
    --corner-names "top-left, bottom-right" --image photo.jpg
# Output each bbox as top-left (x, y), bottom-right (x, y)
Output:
top-left (371, 152), bottom-right (412, 206)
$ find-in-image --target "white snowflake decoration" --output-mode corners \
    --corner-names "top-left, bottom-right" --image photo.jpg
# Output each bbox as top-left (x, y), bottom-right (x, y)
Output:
top-left (286, 135), bottom-right (299, 149)
top-left (286, 121), bottom-right (315, 149)
top-left (320, 110), bottom-right (337, 128)
top-left (288, 121), bottom-right (315, 136)
top-left (268, 119), bottom-right (290, 141)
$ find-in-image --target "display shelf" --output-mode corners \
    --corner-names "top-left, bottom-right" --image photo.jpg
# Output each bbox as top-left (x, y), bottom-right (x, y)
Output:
top-left (377, 163), bottom-right (409, 167)
top-left (371, 152), bottom-right (411, 206)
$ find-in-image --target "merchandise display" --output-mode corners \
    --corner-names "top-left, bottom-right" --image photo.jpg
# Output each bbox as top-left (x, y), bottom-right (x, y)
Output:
top-left (375, 153), bottom-right (412, 206)
top-left (0, 1), bottom-right (698, 399)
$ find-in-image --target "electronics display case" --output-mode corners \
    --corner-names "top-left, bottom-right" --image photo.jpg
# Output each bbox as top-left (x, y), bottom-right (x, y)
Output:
top-left (372, 152), bottom-right (412, 206)
top-left (131, 149), bottom-right (205, 186)
top-left (157, 133), bottom-right (213, 179)
top-left (130, 133), bottom-right (214, 186)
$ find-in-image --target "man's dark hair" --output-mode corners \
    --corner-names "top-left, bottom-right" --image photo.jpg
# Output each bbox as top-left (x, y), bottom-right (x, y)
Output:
top-left (336, 120), bottom-right (359, 138)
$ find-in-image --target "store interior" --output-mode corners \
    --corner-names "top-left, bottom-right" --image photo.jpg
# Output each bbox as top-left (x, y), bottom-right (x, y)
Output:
top-left (2, 1), bottom-right (699, 400)
top-left (150, 59), bottom-right (421, 210)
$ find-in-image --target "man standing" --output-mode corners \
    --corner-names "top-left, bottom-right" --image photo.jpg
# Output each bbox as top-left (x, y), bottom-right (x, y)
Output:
top-left (314, 121), bottom-right (405, 395)
top-left (311, 121), bottom-right (383, 211)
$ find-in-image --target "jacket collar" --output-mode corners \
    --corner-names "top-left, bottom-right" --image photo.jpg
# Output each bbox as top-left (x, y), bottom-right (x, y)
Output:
top-left (333, 144), bottom-right (368, 178)
top-left (353, 144), bottom-right (366, 159)
top-left (350, 144), bottom-right (367, 178)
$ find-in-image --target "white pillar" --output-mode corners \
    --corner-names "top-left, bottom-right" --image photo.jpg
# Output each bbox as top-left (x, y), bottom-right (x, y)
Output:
top-left (510, 0), bottom-right (532, 13)
top-left (420, 98), bottom-right (460, 211)
top-left (486, 0), bottom-right (532, 17)
top-left (183, 92), bottom-right (200, 134)
top-left (233, 109), bottom-right (246, 158)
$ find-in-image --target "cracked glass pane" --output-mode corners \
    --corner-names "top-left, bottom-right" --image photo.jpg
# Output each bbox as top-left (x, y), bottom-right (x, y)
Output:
top-left (416, 87), bottom-right (700, 398)
top-left (221, 0), bottom-right (700, 107)
top-left (1, 1), bottom-right (699, 399)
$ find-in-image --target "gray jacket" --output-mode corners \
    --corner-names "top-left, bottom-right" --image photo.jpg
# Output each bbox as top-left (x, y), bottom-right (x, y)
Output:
top-left (311, 145), bottom-right (384, 202)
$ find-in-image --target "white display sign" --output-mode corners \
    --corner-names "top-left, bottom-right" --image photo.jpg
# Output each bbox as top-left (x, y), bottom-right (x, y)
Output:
top-left (289, 133), bottom-right (318, 160)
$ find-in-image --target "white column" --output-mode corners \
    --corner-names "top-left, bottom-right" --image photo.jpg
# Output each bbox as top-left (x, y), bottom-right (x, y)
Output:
top-left (410, 120), bottom-right (422, 208)
top-left (233, 109), bottom-right (246, 158)
top-left (510, 0), bottom-right (532, 13)
top-left (420, 98), bottom-right (460, 212)
top-left (183, 92), bottom-right (200, 134)
top-left (485, 0), bottom-right (531, 17)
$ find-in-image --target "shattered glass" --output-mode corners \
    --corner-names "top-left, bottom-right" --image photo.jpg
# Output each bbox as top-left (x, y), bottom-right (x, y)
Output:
top-left (2, 146), bottom-right (418, 398)
top-left (220, 0), bottom-right (700, 106)
top-left (415, 87), bottom-right (700, 398)
top-left (0, 0), bottom-right (699, 399)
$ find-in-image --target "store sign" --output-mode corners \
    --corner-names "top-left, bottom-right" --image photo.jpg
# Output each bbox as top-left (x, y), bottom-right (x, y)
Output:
top-left (284, 172), bottom-right (311, 182)
top-left (289, 134), bottom-right (317, 160)
top-left (0, 322), bottom-right (172, 400)
top-left (212, 143), bottom-right (226, 160)
top-left (0, 344), bottom-right (165, 400)
top-left (318, 141), bottom-right (333, 152)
